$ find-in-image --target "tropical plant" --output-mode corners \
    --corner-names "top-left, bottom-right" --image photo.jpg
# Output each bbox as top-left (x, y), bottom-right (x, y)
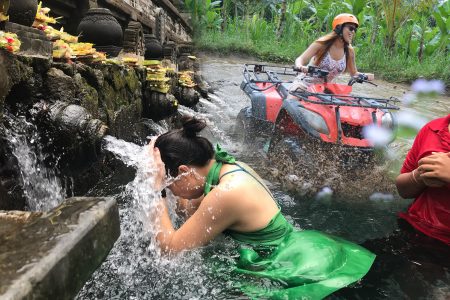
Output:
top-left (182, 0), bottom-right (449, 85)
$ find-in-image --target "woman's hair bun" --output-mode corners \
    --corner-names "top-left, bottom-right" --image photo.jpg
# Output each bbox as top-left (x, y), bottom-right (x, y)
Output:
top-left (181, 116), bottom-right (207, 138)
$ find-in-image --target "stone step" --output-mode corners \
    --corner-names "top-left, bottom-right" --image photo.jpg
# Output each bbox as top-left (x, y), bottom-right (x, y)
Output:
top-left (0, 197), bottom-right (120, 299)
top-left (2, 22), bottom-right (52, 59)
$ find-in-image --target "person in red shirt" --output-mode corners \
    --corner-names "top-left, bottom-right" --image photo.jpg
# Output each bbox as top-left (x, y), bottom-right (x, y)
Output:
top-left (396, 114), bottom-right (450, 245)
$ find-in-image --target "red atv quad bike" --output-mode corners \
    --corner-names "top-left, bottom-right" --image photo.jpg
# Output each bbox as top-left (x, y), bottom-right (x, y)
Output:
top-left (237, 64), bottom-right (400, 168)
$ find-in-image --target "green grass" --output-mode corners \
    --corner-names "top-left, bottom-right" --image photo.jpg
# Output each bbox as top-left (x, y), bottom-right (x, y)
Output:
top-left (194, 29), bottom-right (450, 90)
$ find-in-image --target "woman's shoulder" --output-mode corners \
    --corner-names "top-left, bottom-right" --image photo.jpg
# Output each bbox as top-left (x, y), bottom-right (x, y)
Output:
top-left (212, 163), bottom-right (265, 200)
top-left (310, 41), bottom-right (325, 50)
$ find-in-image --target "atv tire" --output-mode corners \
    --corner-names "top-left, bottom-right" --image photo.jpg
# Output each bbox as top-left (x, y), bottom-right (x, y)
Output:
top-left (234, 107), bottom-right (254, 144)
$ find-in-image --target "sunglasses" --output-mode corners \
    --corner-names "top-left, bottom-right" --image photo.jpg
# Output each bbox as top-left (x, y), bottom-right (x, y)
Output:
top-left (346, 25), bottom-right (357, 33)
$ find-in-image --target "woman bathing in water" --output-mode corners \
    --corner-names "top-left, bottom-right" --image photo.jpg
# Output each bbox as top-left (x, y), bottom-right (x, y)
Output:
top-left (149, 116), bottom-right (375, 299)
top-left (291, 13), bottom-right (374, 92)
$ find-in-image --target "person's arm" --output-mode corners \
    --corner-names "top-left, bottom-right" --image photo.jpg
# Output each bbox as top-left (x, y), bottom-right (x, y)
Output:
top-left (396, 153), bottom-right (449, 198)
top-left (176, 196), bottom-right (204, 218)
top-left (294, 42), bottom-right (322, 73)
top-left (395, 168), bottom-right (427, 198)
top-left (156, 191), bottom-right (236, 254)
top-left (346, 46), bottom-right (374, 80)
top-left (149, 139), bottom-right (237, 254)
top-left (396, 128), bottom-right (424, 198)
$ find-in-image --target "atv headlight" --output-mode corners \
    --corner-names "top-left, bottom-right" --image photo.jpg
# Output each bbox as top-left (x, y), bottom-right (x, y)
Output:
top-left (298, 107), bottom-right (330, 135)
top-left (381, 112), bottom-right (394, 129)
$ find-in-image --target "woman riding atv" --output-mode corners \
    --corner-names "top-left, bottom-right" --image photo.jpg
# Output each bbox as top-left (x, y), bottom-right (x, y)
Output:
top-left (291, 13), bottom-right (374, 92)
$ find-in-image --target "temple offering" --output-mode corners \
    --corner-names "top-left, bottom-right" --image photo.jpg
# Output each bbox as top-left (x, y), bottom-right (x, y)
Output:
top-left (178, 71), bottom-right (196, 88)
top-left (52, 39), bottom-right (72, 59)
top-left (33, 2), bottom-right (58, 27)
top-left (0, 31), bottom-right (21, 53)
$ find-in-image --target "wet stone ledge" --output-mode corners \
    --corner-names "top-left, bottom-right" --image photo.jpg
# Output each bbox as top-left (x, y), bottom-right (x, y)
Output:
top-left (0, 197), bottom-right (120, 300)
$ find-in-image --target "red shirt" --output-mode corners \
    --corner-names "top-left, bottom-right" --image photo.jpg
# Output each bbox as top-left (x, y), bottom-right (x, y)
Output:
top-left (399, 114), bottom-right (450, 245)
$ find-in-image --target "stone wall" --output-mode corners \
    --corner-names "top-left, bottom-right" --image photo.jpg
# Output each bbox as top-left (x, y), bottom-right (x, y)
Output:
top-left (0, 51), bottom-right (171, 210)
top-left (41, 0), bottom-right (192, 43)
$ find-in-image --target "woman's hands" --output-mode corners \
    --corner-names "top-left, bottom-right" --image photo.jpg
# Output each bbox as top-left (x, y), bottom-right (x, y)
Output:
top-left (396, 152), bottom-right (449, 199)
top-left (355, 72), bottom-right (375, 81)
top-left (418, 152), bottom-right (450, 186)
top-left (365, 73), bottom-right (375, 81)
top-left (148, 137), bottom-right (166, 192)
top-left (294, 65), bottom-right (309, 73)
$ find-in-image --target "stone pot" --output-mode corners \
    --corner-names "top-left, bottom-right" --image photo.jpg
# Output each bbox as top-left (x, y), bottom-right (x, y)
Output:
top-left (177, 43), bottom-right (193, 57)
top-left (144, 34), bottom-right (163, 60)
top-left (142, 88), bottom-right (177, 121)
top-left (178, 53), bottom-right (194, 72)
top-left (77, 8), bottom-right (123, 49)
top-left (174, 86), bottom-right (199, 107)
top-left (8, 0), bottom-right (37, 27)
top-left (163, 41), bottom-right (176, 60)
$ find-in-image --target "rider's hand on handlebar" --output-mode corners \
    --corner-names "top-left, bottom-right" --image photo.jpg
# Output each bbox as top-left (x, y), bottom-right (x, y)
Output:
top-left (356, 73), bottom-right (374, 81)
top-left (348, 73), bottom-right (377, 86)
top-left (293, 65), bottom-right (309, 73)
top-left (366, 73), bottom-right (375, 81)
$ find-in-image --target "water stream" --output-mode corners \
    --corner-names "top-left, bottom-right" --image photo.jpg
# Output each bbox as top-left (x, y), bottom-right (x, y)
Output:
top-left (76, 55), bottom-right (449, 299)
top-left (4, 113), bottom-right (65, 211)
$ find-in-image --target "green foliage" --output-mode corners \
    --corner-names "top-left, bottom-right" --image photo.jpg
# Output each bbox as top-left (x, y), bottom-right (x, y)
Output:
top-left (184, 0), bottom-right (449, 86)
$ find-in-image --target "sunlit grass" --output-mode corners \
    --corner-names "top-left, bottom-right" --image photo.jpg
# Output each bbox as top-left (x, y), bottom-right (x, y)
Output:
top-left (195, 28), bottom-right (449, 89)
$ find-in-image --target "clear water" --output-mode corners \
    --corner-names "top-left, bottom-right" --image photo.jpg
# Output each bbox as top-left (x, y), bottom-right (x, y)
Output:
top-left (77, 55), bottom-right (450, 299)
top-left (4, 113), bottom-right (65, 211)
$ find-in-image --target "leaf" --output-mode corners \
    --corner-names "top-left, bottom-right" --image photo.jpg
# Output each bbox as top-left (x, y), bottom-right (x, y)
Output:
top-left (409, 39), bottom-right (419, 55)
top-left (424, 31), bottom-right (441, 56)
top-left (433, 11), bottom-right (448, 35)
top-left (352, 0), bottom-right (366, 16)
top-left (211, 1), bottom-right (222, 8)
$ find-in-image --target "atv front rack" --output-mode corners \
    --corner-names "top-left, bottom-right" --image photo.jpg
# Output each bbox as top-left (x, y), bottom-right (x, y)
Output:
top-left (290, 90), bottom-right (400, 110)
top-left (242, 64), bottom-right (296, 91)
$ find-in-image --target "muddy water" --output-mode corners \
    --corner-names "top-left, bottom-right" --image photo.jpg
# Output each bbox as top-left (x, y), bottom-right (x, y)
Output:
top-left (77, 54), bottom-right (449, 299)
top-left (200, 54), bottom-right (450, 200)
top-left (199, 54), bottom-right (450, 299)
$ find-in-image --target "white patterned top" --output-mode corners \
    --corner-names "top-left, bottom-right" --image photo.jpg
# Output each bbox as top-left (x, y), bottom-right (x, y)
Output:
top-left (316, 51), bottom-right (346, 82)
top-left (293, 51), bottom-right (347, 88)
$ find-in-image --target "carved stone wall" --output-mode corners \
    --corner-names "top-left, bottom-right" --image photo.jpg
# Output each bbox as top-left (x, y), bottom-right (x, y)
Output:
top-left (42, 0), bottom-right (191, 42)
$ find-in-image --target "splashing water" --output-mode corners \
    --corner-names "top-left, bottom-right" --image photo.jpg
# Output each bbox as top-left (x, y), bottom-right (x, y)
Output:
top-left (4, 114), bottom-right (65, 211)
top-left (141, 118), bottom-right (171, 136)
top-left (77, 56), bottom-right (450, 298)
top-left (77, 135), bottom-right (240, 299)
top-left (103, 135), bottom-right (144, 167)
top-left (178, 99), bottom-right (235, 151)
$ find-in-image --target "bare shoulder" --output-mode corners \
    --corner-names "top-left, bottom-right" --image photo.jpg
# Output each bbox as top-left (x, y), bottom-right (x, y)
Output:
top-left (310, 41), bottom-right (324, 51)
top-left (202, 173), bottom-right (248, 208)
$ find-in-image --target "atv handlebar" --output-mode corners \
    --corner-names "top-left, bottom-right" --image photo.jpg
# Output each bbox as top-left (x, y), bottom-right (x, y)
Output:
top-left (293, 66), bottom-right (330, 79)
top-left (348, 74), bottom-right (378, 86)
top-left (293, 66), bottom-right (378, 87)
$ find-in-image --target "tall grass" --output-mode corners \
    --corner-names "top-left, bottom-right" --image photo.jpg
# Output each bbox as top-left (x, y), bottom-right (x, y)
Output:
top-left (194, 21), bottom-right (449, 88)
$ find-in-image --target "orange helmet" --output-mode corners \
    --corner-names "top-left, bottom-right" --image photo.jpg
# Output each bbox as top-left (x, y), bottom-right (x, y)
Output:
top-left (332, 13), bottom-right (359, 30)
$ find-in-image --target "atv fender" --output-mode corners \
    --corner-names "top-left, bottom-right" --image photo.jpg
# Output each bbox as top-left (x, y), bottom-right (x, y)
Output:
top-left (277, 98), bottom-right (321, 139)
top-left (240, 80), bottom-right (267, 120)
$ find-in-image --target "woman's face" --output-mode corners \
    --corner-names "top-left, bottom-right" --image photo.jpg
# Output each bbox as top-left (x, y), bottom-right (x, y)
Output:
top-left (342, 23), bottom-right (357, 43)
top-left (167, 167), bottom-right (205, 199)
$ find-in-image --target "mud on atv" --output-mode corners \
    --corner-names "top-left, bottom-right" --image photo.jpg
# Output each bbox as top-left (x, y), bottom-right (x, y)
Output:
top-left (237, 64), bottom-right (400, 171)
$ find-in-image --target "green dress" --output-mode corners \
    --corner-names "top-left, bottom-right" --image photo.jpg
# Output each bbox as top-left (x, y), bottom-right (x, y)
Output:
top-left (205, 145), bottom-right (376, 299)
